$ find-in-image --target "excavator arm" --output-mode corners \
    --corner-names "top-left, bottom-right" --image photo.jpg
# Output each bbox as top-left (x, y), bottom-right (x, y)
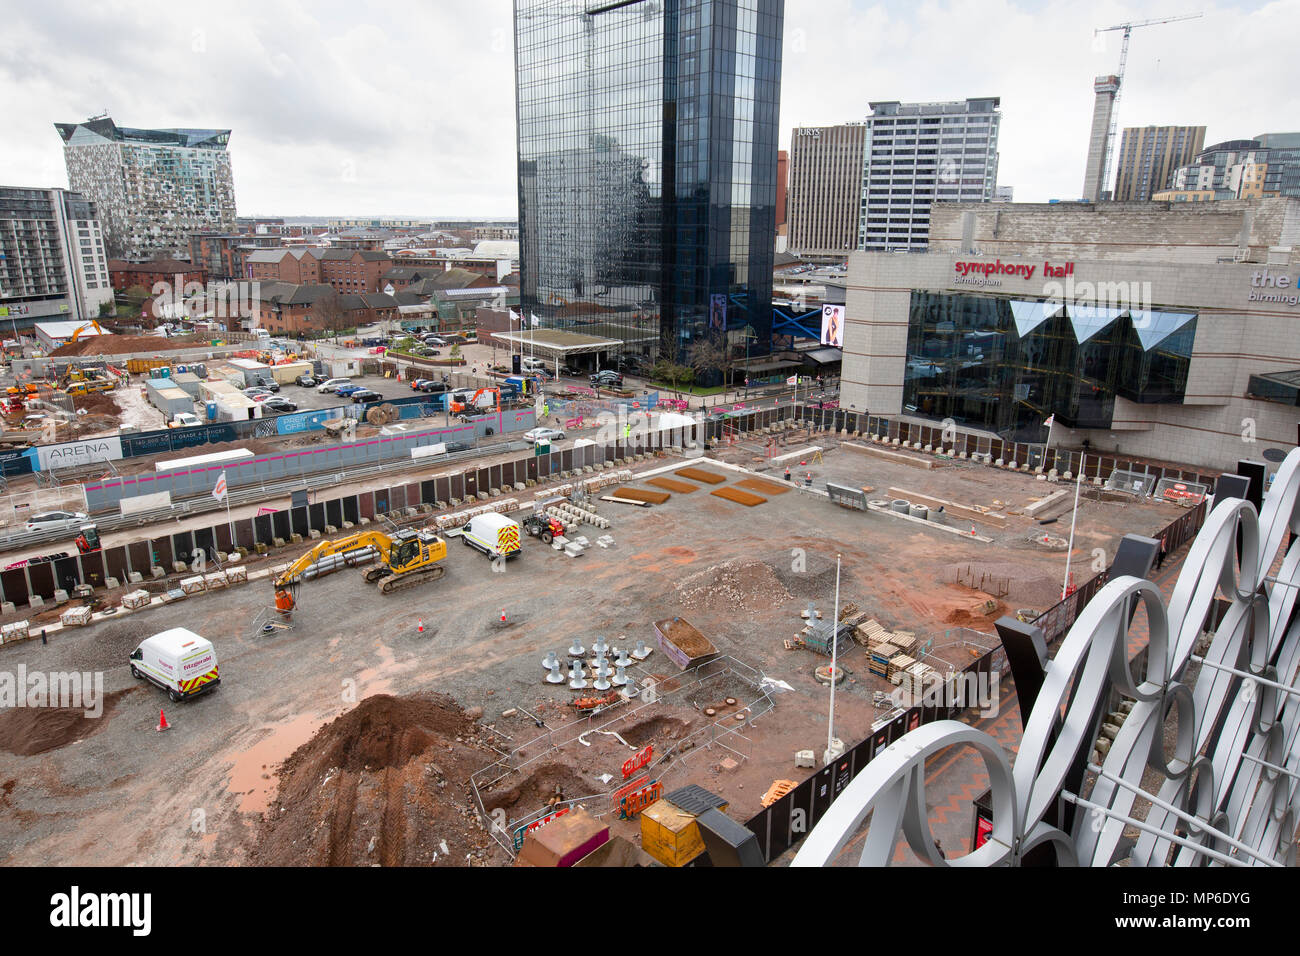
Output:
top-left (273, 530), bottom-right (397, 590)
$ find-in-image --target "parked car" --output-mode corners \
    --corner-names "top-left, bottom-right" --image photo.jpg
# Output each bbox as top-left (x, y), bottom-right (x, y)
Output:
top-left (262, 397), bottom-right (299, 413)
top-left (296, 373), bottom-right (319, 387)
top-left (317, 378), bottom-right (352, 393)
top-left (350, 389), bottom-right (382, 403)
top-left (422, 335), bottom-right (447, 346)
top-left (254, 375), bottom-right (280, 392)
top-left (334, 384), bottom-right (366, 397)
top-left (418, 380), bottom-right (450, 393)
top-left (24, 510), bottom-right (90, 534)
top-left (411, 378), bottom-right (432, 391)
top-left (523, 427), bottom-right (566, 444)
top-left (590, 370), bottom-right (623, 387)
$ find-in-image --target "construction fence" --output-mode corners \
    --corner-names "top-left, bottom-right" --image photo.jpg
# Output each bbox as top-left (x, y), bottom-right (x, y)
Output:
top-left (791, 407), bottom-right (1223, 496)
top-left (0, 421), bottom-right (709, 609)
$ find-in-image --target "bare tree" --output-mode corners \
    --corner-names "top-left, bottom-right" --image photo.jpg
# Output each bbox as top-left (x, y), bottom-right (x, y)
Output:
top-left (312, 290), bottom-right (350, 342)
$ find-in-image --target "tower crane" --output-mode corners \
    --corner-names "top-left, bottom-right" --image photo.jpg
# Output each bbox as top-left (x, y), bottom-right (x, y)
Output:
top-left (1094, 12), bottom-right (1202, 200)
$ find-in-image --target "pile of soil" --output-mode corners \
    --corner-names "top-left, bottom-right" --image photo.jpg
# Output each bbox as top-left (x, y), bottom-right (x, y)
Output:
top-left (0, 689), bottom-right (129, 755)
top-left (253, 693), bottom-right (505, 867)
top-left (72, 392), bottom-right (123, 418)
top-left (676, 559), bottom-right (793, 613)
top-left (52, 334), bottom-right (208, 357)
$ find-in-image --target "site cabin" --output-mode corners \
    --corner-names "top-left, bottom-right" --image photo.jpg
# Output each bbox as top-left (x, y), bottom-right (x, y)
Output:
top-left (128, 627), bottom-right (220, 703)
top-left (460, 513), bottom-right (522, 560)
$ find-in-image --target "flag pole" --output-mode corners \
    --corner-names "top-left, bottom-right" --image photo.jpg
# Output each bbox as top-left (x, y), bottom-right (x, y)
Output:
top-left (827, 553), bottom-right (842, 763)
top-left (1062, 453), bottom-right (1084, 600)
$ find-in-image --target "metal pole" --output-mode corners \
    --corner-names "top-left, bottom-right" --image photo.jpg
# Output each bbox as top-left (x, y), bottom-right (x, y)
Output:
top-left (1062, 453), bottom-right (1083, 600)
top-left (827, 554), bottom-right (841, 760)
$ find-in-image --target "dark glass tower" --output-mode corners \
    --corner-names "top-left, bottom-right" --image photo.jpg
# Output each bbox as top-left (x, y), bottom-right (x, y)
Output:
top-left (514, 0), bottom-right (782, 367)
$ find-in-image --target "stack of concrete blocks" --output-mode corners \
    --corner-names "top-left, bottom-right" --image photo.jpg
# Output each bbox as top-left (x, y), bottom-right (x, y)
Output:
top-left (542, 507), bottom-right (575, 534)
top-left (554, 501), bottom-right (610, 531)
top-left (121, 590), bottom-right (151, 611)
top-left (1, 621), bottom-right (30, 644)
top-left (60, 606), bottom-right (93, 627)
top-left (595, 535), bottom-right (615, 549)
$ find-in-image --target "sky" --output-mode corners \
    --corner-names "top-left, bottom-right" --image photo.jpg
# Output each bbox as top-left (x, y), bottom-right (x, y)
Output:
top-left (2, 0), bottom-right (1296, 218)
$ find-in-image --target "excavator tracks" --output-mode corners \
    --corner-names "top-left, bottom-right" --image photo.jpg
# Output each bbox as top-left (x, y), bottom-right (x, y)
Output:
top-left (376, 565), bottom-right (446, 595)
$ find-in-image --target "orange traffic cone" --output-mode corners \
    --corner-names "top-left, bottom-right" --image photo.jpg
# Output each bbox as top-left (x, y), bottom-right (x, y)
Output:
top-left (157, 709), bottom-right (170, 732)
top-left (417, 619), bottom-right (424, 634)
top-left (500, 609), bottom-right (507, 623)
top-left (970, 525), bottom-right (977, 536)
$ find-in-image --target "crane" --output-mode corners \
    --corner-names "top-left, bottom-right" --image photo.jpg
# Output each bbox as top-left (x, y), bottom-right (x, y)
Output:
top-left (272, 528), bottom-right (447, 614)
top-left (1094, 12), bottom-right (1202, 200)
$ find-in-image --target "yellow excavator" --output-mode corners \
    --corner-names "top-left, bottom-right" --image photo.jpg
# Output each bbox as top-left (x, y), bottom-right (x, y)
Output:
top-left (273, 528), bottom-right (447, 614)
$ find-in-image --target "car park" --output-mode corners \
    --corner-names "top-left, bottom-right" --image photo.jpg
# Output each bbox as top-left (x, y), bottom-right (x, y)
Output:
top-left (350, 389), bottom-right (382, 403)
top-left (522, 427), bottom-right (565, 444)
top-left (317, 378), bottom-right (352, 393)
top-left (24, 510), bottom-right (90, 534)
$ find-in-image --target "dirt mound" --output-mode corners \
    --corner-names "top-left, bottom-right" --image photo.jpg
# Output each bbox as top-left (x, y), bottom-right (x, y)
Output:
top-left (73, 392), bottom-right (123, 417)
top-left (52, 334), bottom-right (208, 357)
top-left (0, 689), bottom-right (129, 755)
top-left (676, 559), bottom-right (793, 613)
top-left (253, 693), bottom-right (505, 866)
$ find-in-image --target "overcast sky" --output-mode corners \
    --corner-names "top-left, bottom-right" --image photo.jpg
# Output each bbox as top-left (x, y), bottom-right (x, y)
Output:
top-left (2, 0), bottom-right (1295, 218)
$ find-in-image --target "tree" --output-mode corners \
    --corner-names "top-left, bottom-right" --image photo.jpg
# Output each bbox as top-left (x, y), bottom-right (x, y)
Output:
top-left (651, 358), bottom-right (694, 392)
top-left (685, 333), bottom-right (729, 387)
top-left (312, 290), bottom-right (350, 342)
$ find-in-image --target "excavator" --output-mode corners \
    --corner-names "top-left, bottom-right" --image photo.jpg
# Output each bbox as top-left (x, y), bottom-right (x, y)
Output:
top-left (272, 527), bottom-right (447, 615)
top-left (66, 320), bottom-right (105, 344)
top-left (448, 387), bottom-right (499, 415)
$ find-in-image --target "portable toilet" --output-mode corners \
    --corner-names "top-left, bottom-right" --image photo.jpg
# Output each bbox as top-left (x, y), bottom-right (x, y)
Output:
top-left (205, 401), bottom-right (218, 421)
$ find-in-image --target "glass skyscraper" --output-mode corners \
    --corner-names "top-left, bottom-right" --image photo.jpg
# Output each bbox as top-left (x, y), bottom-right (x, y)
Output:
top-left (514, 0), bottom-right (783, 367)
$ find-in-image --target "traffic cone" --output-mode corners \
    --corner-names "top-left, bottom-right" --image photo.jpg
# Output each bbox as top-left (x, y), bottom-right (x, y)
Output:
top-left (417, 618), bottom-right (424, 634)
top-left (970, 525), bottom-right (977, 536)
top-left (157, 709), bottom-right (170, 732)
top-left (501, 609), bottom-right (507, 623)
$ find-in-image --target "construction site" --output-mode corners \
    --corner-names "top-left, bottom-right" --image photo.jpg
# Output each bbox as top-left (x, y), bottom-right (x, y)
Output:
top-left (0, 405), bottom-right (1196, 868)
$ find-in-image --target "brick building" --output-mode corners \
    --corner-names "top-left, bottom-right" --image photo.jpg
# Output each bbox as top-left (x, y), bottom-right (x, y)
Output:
top-left (189, 232), bottom-right (251, 282)
top-left (244, 247), bottom-right (390, 294)
top-left (256, 281), bottom-right (398, 335)
top-left (109, 257), bottom-right (205, 292)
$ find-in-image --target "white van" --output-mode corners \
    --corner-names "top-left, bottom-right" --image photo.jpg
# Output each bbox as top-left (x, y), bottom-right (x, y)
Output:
top-left (128, 628), bottom-right (220, 703)
top-left (461, 513), bottom-right (522, 560)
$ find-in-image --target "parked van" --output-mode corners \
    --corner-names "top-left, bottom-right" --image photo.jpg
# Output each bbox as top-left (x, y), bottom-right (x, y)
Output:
top-left (521, 357), bottom-right (547, 373)
top-left (460, 513), bottom-right (522, 560)
top-left (128, 628), bottom-right (220, 703)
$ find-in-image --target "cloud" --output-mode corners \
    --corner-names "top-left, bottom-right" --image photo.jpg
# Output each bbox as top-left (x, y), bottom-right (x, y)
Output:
top-left (2, 0), bottom-right (1296, 215)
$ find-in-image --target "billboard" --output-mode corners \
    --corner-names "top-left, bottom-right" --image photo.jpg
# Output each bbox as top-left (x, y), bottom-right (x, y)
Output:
top-left (709, 294), bottom-right (728, 331)
top-left (820, 304), bottom-right (844, 347)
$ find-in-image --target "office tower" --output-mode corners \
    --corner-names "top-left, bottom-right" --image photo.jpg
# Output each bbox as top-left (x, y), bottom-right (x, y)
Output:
top-left (787, 123), bottom-right (866, 255)
top-left (514, 0), bottom-right (783, 364)
top-left (856, 98), bottom-right (1001, 253)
